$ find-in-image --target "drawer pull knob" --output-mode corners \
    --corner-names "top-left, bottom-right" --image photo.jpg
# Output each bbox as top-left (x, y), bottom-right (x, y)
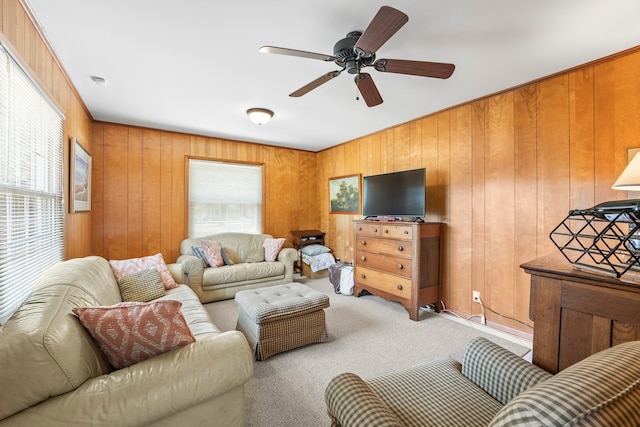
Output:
top-left (397, 284), bottom-right (403, 290)
top-left (398, 246), bottom-right (404, 251)
top-left (404, 230), bottom-right (409, 234)
top-left (361, 274), bottom-right (366, 279)
top-left (361, 240), bottom-right (367, 245)
top-left (361, 256), bottom-right (366, 261)
top-left (375, 228), bottom-right (378, 233)
top-left (385, 229), bottom-right (389, 233)
top-left (398, 264), bottom-right (404, 270)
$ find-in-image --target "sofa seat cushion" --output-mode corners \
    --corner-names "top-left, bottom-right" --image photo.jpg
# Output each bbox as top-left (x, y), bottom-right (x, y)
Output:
top-left (367, 357), bottom-right (503, 427)
top-left (203, 264), bottom-right (248, 286)
top-left (201, 262), bottom-right (285, 289)
top-left (161, 285), bottom-right (221, 338)
top-left (490, 340), bottom-right (640, 427)
top-left (245, 261), bottom-right (285, 281)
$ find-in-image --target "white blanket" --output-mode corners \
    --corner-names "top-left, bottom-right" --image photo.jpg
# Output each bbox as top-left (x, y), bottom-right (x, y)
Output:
top-left (339, 266), bottom-right (354, 295)
top-left (302, 252), bottom-right (335, 272)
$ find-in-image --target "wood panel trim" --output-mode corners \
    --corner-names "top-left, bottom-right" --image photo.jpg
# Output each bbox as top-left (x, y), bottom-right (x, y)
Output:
top-left (531, 276), bottom-right (562, 373)
top-left (559, 309), bottom-right (593, 371)
top-left (561, 279), bottom-right (640, 326)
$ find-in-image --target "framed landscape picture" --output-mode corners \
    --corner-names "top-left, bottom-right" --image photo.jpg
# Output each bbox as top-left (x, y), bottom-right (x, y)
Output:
top-left (70, 137), bottom-right (91, 213)
top-left (329, 174), bottom-right (360, 214)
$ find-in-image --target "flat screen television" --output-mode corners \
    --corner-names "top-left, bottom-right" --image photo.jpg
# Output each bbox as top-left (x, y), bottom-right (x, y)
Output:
top-left (362, 168), bottom-right (426, 218)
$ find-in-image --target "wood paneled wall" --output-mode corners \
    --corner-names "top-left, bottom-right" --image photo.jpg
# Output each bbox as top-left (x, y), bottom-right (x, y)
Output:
top-left (91, 123), bottom-right (318, 263)
top-left (1, 0), bottom-right (93, 259)
top-left (318, 47), bottom-right (640, 335)
top-left (9, 0), bottom-right (640, 335)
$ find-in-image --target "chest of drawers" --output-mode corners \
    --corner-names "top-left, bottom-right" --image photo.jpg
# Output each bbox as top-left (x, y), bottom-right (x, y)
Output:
top-left (353, 220), bottom-right (442, 321)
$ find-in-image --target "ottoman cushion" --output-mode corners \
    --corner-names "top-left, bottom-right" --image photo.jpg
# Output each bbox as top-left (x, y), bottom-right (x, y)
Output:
top-left (235, 283), bottom-right (329, 360)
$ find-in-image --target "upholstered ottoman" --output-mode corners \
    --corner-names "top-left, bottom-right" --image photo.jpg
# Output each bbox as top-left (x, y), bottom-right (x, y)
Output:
top-left (235, 283), bottom-right (330, 360)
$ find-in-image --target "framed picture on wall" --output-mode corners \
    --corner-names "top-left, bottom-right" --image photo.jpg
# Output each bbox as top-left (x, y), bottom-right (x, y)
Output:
top-left (329, 174), bottom-right (360, 214)
top-left (70, 137), bottom-right (91, 213)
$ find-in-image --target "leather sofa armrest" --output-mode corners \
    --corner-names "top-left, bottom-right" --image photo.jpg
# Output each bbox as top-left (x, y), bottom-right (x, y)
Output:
top-left (7, 331), bottom-right (253, 426)
top-left (325, 372), bottom-right (403, 427)
top-left (461, 337), bottom-right (551, 405)
top-left (166, 262), bottom-right (185, 284)
top-left (277, 247), bottom-right (298, 283)
top-left (177, 254), bottom-right (204, 288)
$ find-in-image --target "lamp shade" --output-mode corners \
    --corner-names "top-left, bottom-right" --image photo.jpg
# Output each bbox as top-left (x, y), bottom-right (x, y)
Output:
top-left (246, 108), bottom-right (273, 125)
top-left (613, 152), bottom-right (640, 191)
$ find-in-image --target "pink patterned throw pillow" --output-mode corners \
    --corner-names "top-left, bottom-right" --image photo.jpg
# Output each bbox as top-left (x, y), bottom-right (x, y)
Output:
top-left (109, 253), bottom-right (178, 290)
top-left (201, 240), bottom-right (224, 267)
top-left (72, 300), bottom-right (195, 369)
top-left (263, 238), bottom-right (286, 262)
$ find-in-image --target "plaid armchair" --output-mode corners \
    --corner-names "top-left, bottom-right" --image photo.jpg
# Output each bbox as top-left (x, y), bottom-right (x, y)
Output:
top-left (325, 336), bottom-right (640, 426)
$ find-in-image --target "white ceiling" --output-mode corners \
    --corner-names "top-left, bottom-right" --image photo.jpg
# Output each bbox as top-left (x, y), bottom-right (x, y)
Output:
top-left (24, 0), bottom-right (640, 152)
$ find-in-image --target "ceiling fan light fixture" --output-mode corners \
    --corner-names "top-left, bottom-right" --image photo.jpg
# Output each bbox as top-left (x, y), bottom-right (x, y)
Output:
top-left (246, 108), bottom-right (274, 125)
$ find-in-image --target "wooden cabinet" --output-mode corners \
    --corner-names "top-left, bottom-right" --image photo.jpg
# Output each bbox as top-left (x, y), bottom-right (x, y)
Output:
top-left (353, 221), bottom-right (441, 321)
top-left (522, 253), bottom-right (640, 374)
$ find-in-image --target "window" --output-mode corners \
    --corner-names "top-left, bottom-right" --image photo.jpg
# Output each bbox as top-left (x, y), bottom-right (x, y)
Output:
top-left (188, 159), bottom-right (263, 237)
top-left (0, 44), bottom-right (64, 325)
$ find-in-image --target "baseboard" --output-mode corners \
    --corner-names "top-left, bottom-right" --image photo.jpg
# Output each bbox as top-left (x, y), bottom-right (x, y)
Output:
top-left (434, 309), bottom-right (533, 350)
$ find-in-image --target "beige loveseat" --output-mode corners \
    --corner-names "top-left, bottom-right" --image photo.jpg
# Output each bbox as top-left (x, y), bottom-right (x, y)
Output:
top-left (0, 256), bottom-right (253, 427)
top-left (177, 233), bottom-right (297, 303)
top-left (326, 336), bottom-right (640, 426)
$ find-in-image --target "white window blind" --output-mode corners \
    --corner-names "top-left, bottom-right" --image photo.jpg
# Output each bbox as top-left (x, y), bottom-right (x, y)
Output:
top-left (0, 44), bottom-right (64, 325)
top-left (188, 159), bottom-right (262, 237)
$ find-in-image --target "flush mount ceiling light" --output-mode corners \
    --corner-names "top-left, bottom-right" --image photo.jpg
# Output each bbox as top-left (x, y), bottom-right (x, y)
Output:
top-left (246, 108), bottom-right (273, 125)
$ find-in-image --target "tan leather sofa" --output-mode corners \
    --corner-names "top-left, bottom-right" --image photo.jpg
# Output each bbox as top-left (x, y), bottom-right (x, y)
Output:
top-left (0, 256), bottom-right (253, 427)
top-left (177, 233), bottom-right (297, 303)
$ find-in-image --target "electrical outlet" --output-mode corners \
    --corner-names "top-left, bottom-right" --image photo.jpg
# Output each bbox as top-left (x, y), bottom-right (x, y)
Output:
top-left (472, 291), bottom-right (481, 303)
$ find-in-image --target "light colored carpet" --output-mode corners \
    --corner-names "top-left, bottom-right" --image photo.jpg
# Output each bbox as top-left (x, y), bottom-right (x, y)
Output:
top-left (204, 275), bottom-right (531, 427)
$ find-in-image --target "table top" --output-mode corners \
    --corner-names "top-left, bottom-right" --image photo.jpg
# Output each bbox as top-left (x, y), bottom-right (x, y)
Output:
top-left (291, 230), bottom-right (325, 238)
top-left (521, 251), bottom-right (640, 289)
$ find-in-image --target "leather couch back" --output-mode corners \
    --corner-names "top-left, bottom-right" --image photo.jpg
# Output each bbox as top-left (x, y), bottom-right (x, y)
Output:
top-left (0, 256), bottom-right (121, 420)
top-left (181, 233), bottom-right (273, 264)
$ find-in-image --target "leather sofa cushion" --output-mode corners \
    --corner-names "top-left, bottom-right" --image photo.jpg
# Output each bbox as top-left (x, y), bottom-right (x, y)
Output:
top-left (204, 264), bottom-right (248, 285)
top-left (202, 262), bottom-right (285, 288)
top-left (245, 261), bottom-right (284, 281)
top-left (159, 285), bottom-right (221, 338)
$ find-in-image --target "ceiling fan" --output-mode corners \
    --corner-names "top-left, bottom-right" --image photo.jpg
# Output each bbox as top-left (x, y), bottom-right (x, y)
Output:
top-left (259, 6), bottom-right (455, 107)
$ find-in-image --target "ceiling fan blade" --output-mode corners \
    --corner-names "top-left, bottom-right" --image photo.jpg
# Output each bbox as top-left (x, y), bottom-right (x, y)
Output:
top-left (290, 71), bottom-right (342, 97)
top-left (354, 6), bottom-right (409, 56)
top-left (259, 46), bottom-right (336, 62)
top-left (374, 59), bottom-right (455, 79)
top-left (355, 73), bottom-right (383, 107)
